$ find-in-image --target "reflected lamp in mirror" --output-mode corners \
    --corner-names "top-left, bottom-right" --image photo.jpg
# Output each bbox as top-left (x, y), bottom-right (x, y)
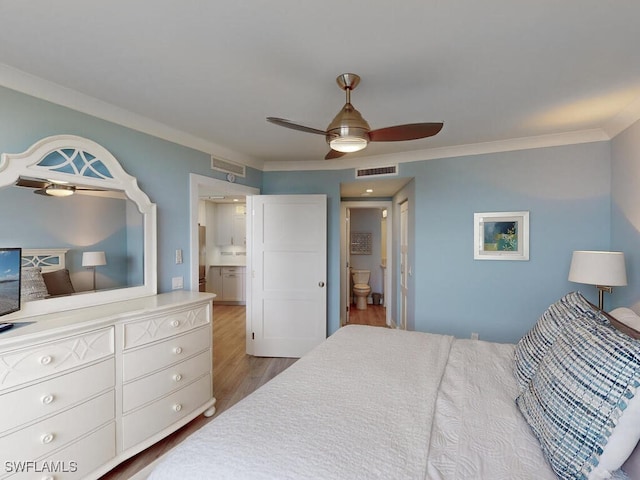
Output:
top-left (568, 250), bottom-right (627, 310)
top-left (82, 251), bottom-right (107, 291)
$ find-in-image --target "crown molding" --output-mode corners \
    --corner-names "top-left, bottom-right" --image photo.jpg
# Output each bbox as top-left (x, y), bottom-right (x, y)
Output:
top-left (602, 93), bottom-right (640, 138)
top-left (262, 129), bottom-right (610, 172)
top-left (0, 63), bottom-right (265, 171)
top-left (3, 63), bottom-right (633, 175)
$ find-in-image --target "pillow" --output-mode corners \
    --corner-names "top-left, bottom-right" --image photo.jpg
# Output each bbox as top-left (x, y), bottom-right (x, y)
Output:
top-left (42, 268), bottom-right (75, 296)
top-left (513, 291), bottom-right (608, 391)
top-left (516, 317), bottom-right (640, 480)
top-left (610, 307), bottom-right (640, 332)
top-left (20, 267), bottom-right (49, 302)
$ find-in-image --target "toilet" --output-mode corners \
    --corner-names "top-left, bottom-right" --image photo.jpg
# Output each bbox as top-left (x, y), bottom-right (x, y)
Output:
top-left (352, 270), bottom-right (371, 310)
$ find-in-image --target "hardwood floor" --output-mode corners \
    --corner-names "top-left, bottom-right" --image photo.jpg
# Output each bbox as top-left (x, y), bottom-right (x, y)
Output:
top-left (100, 302), bottom-right (386, 479)
top-left (346, 303), bottom-right (388, 327)
top-left (99, 305), bottom-right (296, 479)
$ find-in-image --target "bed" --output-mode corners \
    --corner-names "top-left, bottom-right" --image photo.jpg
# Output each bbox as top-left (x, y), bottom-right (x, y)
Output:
top-left (148, 292), bottom-right (640, 480)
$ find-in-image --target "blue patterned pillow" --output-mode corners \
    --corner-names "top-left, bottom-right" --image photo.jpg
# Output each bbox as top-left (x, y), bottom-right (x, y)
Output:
top-left (513, 291), bottom-right (607, 391)
top-left (516, 317), bottom-right (640, 480)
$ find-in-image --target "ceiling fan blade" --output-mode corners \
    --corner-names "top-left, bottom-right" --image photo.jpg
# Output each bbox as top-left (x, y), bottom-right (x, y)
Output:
top-left (15, 176), bottom-right (48, 189)
top-left (368, 122), bottom-right (443, 142)
top-left (325, 149), bottom-right (347, 160)
top-left (266, 117), bottom-right (327, 136)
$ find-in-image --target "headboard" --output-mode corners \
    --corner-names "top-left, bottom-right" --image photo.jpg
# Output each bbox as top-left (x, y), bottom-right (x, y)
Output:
top-left (21, 248), bottom-right (69, 273)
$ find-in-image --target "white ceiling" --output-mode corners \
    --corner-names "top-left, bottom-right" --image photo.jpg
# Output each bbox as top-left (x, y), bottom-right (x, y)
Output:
top-left (1, 1), bottom-right (640, 172)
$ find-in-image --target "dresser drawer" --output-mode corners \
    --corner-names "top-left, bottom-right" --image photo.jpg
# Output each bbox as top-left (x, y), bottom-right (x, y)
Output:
top-left (0, 390), bottom-right (113, 463)
top-left (0, 358), bottom-right (115, 434)
top-left (0, 327), bottom-right (114, 390)
top-left (122, 326), bottom-right (210, 382)
top-left (122, 374), bottom-right (211, 451)
top-left (123, 349), bottom-right (210, 413)
top-left (2, 422), bottom-right (116, 480)
top-left (122, 304), bottom-right (210, 349)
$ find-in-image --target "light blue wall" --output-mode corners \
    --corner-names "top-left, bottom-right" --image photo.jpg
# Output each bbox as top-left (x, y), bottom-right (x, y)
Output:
top-left (399, 143), bottom-right (611, 342)
top-left (2, 84), bottom-right (626, 344)
top-left (611, 118), bottom-right (640, 311)
top-left (264, 142), bottom-right (612, 342)
top-left (0, 86), bottom-right (263, 292)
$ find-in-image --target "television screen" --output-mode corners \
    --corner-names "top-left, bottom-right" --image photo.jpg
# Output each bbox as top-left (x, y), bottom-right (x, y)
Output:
top-left (0, 247), bottom-right (21, 317)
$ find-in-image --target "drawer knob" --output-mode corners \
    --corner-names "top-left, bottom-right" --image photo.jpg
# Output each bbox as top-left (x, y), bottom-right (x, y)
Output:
top-left (41, 394), bottom-right (55, 405)
top-left (42, 476), bottom-right (55, 480)
top-left (173, 403), bottom-right (182, 412)
top-left (173, 373), bottom-right (182, 382)
top-left (41, 433), bottom-right (55, 444)
top-left (40, 355), bottom-right (53, 365)
top-left (173, 346), bottom-right (183, 355)
top-left (170, 320), bottom-right (180, 328)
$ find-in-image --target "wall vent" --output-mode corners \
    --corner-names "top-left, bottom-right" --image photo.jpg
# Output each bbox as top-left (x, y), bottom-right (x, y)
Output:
top-left (211, 156), bottom-right (246, 177)
top-left (355, 165), bottom-right (398, 178)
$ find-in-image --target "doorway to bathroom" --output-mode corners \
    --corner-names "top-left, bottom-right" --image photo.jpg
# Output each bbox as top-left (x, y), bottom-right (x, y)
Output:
top-left (340, 201), bottom-right (393, 328)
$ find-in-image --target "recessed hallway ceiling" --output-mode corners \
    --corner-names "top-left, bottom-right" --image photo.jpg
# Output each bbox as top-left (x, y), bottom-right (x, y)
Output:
top-left (1, 2), bottom-right (639, 169)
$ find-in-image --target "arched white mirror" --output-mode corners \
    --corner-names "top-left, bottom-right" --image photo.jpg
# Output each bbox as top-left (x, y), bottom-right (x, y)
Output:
top-left (0, 134), bottom-right (157, 318)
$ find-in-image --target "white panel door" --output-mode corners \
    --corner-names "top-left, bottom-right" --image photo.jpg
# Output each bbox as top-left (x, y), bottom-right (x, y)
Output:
top-left (249, 194), bottom-right (327, 357)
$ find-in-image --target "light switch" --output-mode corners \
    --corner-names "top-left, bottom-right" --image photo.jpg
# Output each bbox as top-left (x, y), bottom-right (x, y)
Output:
top-left (175, 249), bottom-right (183, 264)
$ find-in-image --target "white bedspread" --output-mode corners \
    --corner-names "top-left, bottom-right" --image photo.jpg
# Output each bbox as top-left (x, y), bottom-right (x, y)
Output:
top-left (149, 326), bottom-right (554, 480)
top-left (427, 339), bottom-right (556, 480)
top-left (150, 325), bottom-right (453, 480)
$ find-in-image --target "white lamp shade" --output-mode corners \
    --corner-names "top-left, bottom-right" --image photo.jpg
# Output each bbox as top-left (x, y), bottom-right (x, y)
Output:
top-left (568, 250), bottom-right (627, 286)
top-left (82, 251), bottom-right (107, 267)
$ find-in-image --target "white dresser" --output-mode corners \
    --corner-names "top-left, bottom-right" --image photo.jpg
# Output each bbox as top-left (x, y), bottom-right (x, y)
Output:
top-left (0, 291), bottom-right (215, 480)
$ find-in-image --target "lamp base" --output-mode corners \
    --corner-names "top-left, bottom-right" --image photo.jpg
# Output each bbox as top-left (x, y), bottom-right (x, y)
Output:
top-left (596, 285), bottom-right (613, 310)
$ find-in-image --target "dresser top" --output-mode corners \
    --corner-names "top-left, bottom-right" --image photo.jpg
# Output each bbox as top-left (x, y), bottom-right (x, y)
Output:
top-left (0, 291), bottom-right (215, 348)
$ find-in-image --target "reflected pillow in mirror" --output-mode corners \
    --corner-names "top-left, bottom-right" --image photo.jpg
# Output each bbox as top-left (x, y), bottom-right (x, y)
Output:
top-left (42, 269), bottom-right (76, 297)
top-left (21, 267), bottom-right (49, 301)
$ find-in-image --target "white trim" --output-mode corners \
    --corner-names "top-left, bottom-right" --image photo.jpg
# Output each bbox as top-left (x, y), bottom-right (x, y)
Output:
top-left (263, 129), bottom-right (609, 172)
top-left (340, 201), bottom-right (393, 328)
top-left (188, 174), bottom-right (259, 294)
top-left (0, 63), bottom-right (264, 171)
top-left (603, 93), bottom-right (640, 138)
top-left (3, 62), bottom-right (636, 174)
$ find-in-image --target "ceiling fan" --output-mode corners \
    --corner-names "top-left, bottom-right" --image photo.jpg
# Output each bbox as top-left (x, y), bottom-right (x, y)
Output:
top-left (15, 176), bottom-right (106, 197)
top-left (267, 73), bottom-right (444, 160)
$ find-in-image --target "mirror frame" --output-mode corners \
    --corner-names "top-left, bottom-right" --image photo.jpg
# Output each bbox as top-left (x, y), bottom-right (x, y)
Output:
top-left (0, 134), bottom-right (157, 318)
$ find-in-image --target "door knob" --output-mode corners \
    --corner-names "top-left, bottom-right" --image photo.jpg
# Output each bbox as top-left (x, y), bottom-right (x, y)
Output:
top-left (318, 281), bottom-right (325, 287)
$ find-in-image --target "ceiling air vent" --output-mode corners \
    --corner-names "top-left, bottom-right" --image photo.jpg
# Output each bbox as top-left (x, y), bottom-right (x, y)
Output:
top-left (355, 165), bottom-right (398, 178)
top-left (211, 156), bottom-right (246, 177)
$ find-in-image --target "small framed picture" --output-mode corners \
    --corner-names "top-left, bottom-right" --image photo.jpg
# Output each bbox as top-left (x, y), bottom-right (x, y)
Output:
top-left (474, 211), bottom-right (529, 261)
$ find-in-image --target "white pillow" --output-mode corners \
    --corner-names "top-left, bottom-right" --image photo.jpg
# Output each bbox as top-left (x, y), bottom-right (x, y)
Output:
top-left (610, 307), bottom-right (640, 331)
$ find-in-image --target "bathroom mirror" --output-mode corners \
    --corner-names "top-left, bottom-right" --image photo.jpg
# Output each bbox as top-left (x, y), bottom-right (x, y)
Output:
top-left (0, 134), bottom-right (157, 318)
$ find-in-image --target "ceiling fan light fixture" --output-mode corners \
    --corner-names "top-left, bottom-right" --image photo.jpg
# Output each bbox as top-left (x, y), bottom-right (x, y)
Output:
top-left (329, 136), bottom-right (368, 153)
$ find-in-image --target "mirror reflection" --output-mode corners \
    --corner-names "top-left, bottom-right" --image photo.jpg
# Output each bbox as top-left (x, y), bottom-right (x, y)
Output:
top-left (0, 183), bottom-right (144, 299)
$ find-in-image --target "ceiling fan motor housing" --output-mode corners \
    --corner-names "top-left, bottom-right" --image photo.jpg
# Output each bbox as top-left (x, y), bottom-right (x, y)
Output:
top-left (326, 103), bottom-right (370, 152)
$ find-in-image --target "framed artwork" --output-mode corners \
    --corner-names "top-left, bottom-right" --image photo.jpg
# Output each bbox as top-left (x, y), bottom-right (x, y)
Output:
top-left (474, 211), bottom-right (529, 261)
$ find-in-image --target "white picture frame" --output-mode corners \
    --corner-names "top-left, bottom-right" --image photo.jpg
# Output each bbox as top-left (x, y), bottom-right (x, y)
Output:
top-left (474, 211), bottom-right (529, 261)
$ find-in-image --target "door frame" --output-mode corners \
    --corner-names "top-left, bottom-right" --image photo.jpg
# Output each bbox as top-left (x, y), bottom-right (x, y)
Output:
top-left (340, 200), bottom-right (393, 328)
top-left (188, 173), bottom-right (259, 293)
